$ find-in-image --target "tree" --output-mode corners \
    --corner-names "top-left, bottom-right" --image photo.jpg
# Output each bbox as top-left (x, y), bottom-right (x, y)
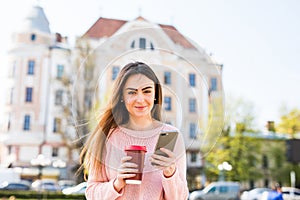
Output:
top-left (59, 37), bottom-right (98, 182)
top-left (204, 96), bottom-right (261, 183)
top-left (276, 108), bottom-right (300, 138)
top-left (72, 37), bottom-right (98, 147)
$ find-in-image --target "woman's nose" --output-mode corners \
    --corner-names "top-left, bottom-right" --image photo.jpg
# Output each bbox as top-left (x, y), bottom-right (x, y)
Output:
top-left (136, 93), bottom-right (145, 102)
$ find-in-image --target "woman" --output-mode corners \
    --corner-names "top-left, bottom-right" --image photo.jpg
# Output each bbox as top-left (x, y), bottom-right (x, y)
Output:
top-left (80, 62), bottom-right (189, 200)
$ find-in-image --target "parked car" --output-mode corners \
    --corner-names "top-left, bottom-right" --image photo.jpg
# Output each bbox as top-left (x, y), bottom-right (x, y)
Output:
top-left (31, 179), bottom-right (60, 192)
top-left (261, 186), bottom-right (300, 200)
top-left (58, 179), bottom-right (76, 190)
top-left (282, 187), bottom-right (300, 200)
top-left (189, 181), bottom-right (240, 200)
top-left (62, 182), bottom-right (87, 195)
top-left (241, 188), bottom-right (272, 200)
top-left (0, 181), bottom-right (30, 191)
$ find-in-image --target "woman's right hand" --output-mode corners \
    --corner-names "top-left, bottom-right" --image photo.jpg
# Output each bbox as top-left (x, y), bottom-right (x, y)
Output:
top-left (113, 156), bottom-right (138, 192)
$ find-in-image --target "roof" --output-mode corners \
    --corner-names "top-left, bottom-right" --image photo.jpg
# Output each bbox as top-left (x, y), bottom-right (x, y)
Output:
top-left (83, 17), bottom-right (195, 49)
top-left (21, 5), bottom-right (50, 33)
top-left (159, 24), bottom-right (195, 48)
top-left (83, 17), bottom-right (127, 38)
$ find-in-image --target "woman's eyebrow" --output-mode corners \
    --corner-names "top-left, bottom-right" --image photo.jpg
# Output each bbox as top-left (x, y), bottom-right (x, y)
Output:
top-left (125, 86), bottom-right (153, 91)
top-left (141, 86), bottom-right (153, 91)
top-left (126, 88), bottom-right (138, 91)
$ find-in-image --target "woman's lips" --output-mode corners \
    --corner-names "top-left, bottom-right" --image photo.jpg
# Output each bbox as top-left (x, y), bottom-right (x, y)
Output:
top-left (135, 106), bottom-right (146, 110)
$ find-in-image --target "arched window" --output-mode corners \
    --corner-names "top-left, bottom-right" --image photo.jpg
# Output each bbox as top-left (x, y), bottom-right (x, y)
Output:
top-left (130, 37), bottom-right (155, 50)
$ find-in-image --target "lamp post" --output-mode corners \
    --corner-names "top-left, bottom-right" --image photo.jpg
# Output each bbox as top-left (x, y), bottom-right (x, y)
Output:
top-left (218, 161), bottom-right (232, 181)
top-left (31, 154), bottom-right (51, 180)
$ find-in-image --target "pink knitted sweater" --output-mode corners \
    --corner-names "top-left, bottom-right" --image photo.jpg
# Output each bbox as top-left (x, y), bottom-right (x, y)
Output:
top-left (85, 123), bottom-right (189, 200)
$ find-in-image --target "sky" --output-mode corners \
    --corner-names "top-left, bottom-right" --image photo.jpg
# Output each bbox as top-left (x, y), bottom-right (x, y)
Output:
top-left (0, 0), bottom-right (299, 130)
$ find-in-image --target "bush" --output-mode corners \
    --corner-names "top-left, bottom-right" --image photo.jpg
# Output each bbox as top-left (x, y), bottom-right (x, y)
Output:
top-left (0, 190), bottom-right (86, 199)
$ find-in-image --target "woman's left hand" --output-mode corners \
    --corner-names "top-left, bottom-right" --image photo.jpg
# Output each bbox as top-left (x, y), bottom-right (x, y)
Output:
top-left (150, 148), bottom-right (176, 177)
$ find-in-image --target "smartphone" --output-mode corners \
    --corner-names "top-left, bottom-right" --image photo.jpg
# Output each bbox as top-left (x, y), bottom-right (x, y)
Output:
top-left (154, 131), bottom-right (179, 157)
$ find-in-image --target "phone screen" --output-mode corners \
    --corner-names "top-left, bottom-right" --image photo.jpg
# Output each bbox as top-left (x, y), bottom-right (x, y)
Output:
top-left (154, 131), bottom-right (178, 157)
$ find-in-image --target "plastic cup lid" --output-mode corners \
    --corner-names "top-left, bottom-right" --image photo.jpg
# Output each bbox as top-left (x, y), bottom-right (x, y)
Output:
top-left (125, 145), bottom-right (147, 152)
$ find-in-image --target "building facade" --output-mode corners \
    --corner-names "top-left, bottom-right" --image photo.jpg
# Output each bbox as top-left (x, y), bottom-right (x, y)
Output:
top-left (0, 5), bottom-right (75, 180)
top-left (0, 6), bottom-right (223, 182)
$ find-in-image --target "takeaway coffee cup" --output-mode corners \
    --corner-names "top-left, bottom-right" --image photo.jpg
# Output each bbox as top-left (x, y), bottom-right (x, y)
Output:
top-left (124, 145), bottom-right (147, 184)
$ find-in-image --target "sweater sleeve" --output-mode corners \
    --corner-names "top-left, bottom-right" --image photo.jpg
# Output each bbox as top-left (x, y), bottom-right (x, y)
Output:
top-left (85, 164), bottom-right (123, 200)
top-left (161, 132), bottom-right (189, 200)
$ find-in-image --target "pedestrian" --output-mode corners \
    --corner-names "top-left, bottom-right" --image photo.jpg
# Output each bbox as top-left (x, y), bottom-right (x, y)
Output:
top-left (80, 61), bottom-right (189, 200)
top-left (262, 183), bottom-right (283, 200)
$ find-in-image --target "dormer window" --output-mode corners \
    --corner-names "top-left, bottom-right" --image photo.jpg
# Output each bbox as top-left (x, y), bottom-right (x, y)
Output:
top-left (130, 41), bottom-right (135, 48)
top-left (130, 37), bottom-right (155, 50)
top-left (139, 38), bottom-right (146, 49)
top-left (150, 42), bottom-right (154, 50)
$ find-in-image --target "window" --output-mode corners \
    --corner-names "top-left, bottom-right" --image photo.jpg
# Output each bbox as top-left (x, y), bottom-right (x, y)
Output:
top-left (31, 34), bottom-right (36, 41)
top-left (23, 115), bottom-right (30, 130)
top-left (262, 155), bottom-right (268, 169)
top-left (150, 42), bottom-right (155, 50)
top-left (189, 73), bottom-right (196, 87)
top-left (85, 92), bottom-right (92, 109)
top-left (7, 114), bottom-right (11, 131)
top-left (55, 90), bottom-right (63, 105)
top-left (164, 96), bottom-right (172, 111)
top-left (8, 145), bottom-right (12, 154)
top-left (130, 38), bottom-right (155, 50)
top-left (25, 87), bottom-right (33, 102)
top-left (130, 41), bottom-right (135, 48)
top-left (220, 186), bottom-right (228, 193)
top-left (210, 77), bottom-right (217, 91)
top-left (139, 38), bottom-right (146, 49)
top-left (28, 60), bottom-right (35, 75)
top-left (53, 118), bottom-right (62, 133)
top-left (191, 152), bottom-right (197, 162)
top-left (112, 66), bottom-right (120, 80)
top-left (189, 123), bottom-right (197, 139)
top-left (164, 71), bottom-right (171, 84)
top-left (52, 147), bottom-right (58, 157)
top-left (56, 64), bottom-right (64, 79)
top-left (208, 187), bottom-right (217, 193)
top-left (189, 98), bottom-right (196, 113)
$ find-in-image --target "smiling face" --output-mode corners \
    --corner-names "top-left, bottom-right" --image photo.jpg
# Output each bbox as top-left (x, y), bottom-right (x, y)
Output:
top-left (123, 74), bottom-right (155, 120)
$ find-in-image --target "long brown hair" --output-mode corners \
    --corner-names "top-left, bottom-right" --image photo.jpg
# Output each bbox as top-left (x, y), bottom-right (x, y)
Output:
top-left (80, 62), bottom-right (162, 179)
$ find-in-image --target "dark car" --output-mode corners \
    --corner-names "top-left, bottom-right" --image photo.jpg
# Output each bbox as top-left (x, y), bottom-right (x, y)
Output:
top-left (0, 181), bottom-right (30, 191)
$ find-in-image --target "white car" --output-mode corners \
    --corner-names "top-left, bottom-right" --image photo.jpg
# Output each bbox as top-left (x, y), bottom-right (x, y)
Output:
top-left (241, 188), bottom-right (272, 200)
top-left (282, 187), bottom-right (300, 200)
top-left (31, 179), bottom-right (60, 192)
top-left (62, 182), bottom-right (87, 195)
top-left (189, 181), bottom-right (240, 200)
top-left (261, 187), bottom-right (300, 200)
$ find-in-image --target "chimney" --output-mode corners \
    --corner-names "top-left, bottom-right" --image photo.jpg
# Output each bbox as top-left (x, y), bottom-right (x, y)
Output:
top-left (266, 121), bottom-right (275, 132)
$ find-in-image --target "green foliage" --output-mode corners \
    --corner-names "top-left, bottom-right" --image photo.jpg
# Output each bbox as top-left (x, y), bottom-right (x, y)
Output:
top-left (203, 96), bottom-right (300, 186)
top-left (0, 190), bottom-right (85, 199)
top-left (277, 108), bottom-right (300, 138)
top-left (204, 96), bottom-right (261, 182)
top-left (205, 131), bottom-right (262, 182)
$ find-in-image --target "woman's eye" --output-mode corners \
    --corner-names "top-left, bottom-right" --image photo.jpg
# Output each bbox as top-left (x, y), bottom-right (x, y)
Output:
top-left (128, 91), bottom-right (136, 95)
top-left (144, 90), bottom-right (152, 94)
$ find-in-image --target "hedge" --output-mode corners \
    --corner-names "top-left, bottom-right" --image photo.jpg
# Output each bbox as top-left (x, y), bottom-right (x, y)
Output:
top-left (0, 190), bottom-right (86, 199)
